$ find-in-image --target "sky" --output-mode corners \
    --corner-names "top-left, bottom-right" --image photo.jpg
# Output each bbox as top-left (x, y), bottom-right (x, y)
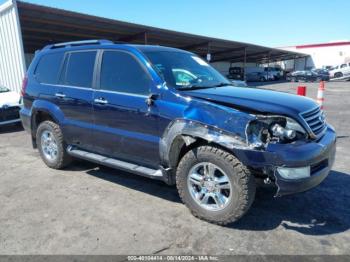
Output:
top-left (2, 0), bottom-right (350, 47)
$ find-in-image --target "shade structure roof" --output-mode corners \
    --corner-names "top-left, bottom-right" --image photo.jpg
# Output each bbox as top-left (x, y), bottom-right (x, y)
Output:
top-left (17, 1), bottom-right (306, 63)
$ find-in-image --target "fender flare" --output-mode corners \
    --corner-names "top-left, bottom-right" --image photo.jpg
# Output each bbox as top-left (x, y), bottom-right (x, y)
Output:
top-left (30, 99), bottom-right (65, 135)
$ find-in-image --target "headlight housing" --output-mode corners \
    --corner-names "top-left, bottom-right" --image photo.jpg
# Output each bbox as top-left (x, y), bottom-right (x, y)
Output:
top-left (246, 115), bottom-right (307, 149)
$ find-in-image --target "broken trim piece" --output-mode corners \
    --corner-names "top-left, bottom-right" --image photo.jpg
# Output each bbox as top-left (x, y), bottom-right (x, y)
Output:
top-left (160, 119), bottom-right (249, 168)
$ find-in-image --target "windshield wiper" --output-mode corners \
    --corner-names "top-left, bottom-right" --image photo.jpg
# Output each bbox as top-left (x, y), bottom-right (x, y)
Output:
top-left (212, 82), bottom-right (232, 87)
top-left (177, 85), bottom-right (213, 90)
top-left (177, 82), bottom-right (232, 91)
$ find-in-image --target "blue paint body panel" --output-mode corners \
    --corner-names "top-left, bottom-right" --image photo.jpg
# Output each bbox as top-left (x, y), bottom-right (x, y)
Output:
top-left (20, 42), bottom-right (336, 195)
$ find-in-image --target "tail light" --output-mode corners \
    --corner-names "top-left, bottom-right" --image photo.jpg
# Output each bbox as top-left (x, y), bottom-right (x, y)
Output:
top-left (21, 75), bottom-right (28, 97)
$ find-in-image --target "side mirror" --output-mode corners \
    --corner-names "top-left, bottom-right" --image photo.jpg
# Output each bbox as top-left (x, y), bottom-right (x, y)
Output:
top-left (146, 93), bottom-right (159, 107)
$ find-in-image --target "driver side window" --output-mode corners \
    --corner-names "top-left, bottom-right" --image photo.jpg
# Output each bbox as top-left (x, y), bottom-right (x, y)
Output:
top-left (100, 51), bottom-right (152, 95)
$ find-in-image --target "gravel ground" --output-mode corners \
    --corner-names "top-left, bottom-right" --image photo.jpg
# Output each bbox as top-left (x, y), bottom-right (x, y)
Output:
top-left (0, 81), bottom-right (349, 255)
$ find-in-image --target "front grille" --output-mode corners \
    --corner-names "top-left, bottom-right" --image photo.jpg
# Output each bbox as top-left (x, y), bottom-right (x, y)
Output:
top-left (300, 106), bottom-right (327, 138)
top-left (0, 106), bottom-right (20, 122)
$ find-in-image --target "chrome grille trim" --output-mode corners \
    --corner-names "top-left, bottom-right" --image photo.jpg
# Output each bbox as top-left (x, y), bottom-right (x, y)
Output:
top-left (299, 106), bottom-right (327, 139)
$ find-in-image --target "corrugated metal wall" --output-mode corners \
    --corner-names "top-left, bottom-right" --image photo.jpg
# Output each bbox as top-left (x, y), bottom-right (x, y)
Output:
top-left (0, 0), bottom-right (26, 93)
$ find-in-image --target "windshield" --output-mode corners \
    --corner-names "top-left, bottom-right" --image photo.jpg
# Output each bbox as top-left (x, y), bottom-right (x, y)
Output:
top-left (144, 51), bottom-right (231, 90)
top-left (0, 86), bottom-right (9, 93)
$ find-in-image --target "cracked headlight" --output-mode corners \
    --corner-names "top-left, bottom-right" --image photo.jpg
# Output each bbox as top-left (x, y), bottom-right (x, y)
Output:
top-left (246, 116), bottom-right (307, 149)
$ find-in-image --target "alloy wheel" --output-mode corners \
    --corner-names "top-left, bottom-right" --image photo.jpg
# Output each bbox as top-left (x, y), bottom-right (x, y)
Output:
top-left (41, 130), bottom-right (58, 161)
top-left (187, 162), bottom-right (232, 211)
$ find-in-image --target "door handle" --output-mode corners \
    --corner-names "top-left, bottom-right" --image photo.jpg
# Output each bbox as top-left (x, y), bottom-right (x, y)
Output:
top-left (55, 93), bottom-right (66, 98)
top-left (94, 98), bottom-right (108, 105)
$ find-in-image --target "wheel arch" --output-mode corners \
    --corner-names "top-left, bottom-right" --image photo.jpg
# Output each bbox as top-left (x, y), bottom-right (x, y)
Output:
top-left (160, 119), bottom-right (249, 171)
top-left (30, 100), bottom-right (65, 147)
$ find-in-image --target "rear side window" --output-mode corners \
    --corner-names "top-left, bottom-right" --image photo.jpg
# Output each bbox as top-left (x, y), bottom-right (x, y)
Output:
top-left (35, 52), bottom-right (64, 84)
top-left (64, 51), bottom-right (96, 88)
top-left (100, 51), bottom-right (151, 95)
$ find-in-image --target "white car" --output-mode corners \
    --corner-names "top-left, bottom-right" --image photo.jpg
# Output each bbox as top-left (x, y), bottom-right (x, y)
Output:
top-left (0, 85), bottom-right (21, 126)
top-left (329, 62), bottom-right (350, 78)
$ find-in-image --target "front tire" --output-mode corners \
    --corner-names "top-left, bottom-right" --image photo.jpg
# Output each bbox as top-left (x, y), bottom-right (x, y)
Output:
top-left (176, 146), bottom-right (256, 225)
top-left (36, 120), bottom-right (72, 169)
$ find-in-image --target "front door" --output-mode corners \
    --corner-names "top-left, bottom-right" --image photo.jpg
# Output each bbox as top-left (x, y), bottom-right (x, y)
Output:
top-left (92, 50), bottom-right (160, 168)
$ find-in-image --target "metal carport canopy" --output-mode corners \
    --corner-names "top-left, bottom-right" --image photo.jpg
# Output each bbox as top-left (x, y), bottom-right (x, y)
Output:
top-left (17, 0), bottom-right (305, 63)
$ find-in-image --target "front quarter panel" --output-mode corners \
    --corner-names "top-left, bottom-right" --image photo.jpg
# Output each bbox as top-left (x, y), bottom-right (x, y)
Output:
top-left (183, 98), bottom-right (253, 136)
top-left (158, 90), bottom-right (255, 167)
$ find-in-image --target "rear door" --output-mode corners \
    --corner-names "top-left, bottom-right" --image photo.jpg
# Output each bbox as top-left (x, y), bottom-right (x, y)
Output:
top-left (92, 49), bottom-right (160, 167)
top-left (56, 50), bottom-right (97, 151)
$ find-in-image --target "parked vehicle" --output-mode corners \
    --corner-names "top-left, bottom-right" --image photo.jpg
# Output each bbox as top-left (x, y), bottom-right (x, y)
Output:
top-left (264, 67), bottom-right (283, 80)
top-left (0, 85), bottom-right (21, 126)
top-left (266, 71), bottom-right (275, 81)
top-left (245, 66), bottom-right (264, 74)
top-left (21, 40), bottom-right (336, 225)
top-left (322, 66), bottom-right (333, 71)
top-left (246, 72), bottom-right (269, 82)
top-left (328, 63), bottom-right (350, 78)
top-left (287, 70), bottom-right (330, 82)
top-left (311, 68), bottom-right (329, 76)
top-left (230, 80), bottom-right (248, 87)
top-left (227, 66), bottom-right (244, 80)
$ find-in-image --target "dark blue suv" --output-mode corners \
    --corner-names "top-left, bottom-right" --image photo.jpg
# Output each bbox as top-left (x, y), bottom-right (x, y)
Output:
top-left (20, 40), bottom-right (336, 225)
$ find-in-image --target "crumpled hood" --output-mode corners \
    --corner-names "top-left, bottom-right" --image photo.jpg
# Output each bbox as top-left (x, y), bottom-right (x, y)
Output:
top-left (0, 91), bottom-right (20, 107)
top-left (181, 86), bottom-right (317, 116)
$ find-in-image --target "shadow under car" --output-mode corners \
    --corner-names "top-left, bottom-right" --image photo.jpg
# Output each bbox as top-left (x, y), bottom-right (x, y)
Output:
top-left (64, 160), bottom-right (350, 235)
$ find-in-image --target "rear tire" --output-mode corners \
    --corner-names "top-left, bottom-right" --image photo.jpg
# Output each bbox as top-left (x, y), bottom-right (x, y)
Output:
top-left (36, 120), bottom-right (72, 169)
top-left (176, 145), bottom-right (256, 225)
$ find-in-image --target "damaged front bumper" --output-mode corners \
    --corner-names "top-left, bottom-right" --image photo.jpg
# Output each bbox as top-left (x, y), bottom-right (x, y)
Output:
top-left (233, 125), bottom-right (336, 196)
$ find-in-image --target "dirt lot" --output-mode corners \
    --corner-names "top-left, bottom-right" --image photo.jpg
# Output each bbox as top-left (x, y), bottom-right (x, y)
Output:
top-left (0, 81), bottom-right (349, 255)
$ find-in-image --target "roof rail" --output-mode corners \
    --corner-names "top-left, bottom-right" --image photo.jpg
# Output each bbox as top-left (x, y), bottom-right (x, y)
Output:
top-left (43, 39), bottom-right (113, 50)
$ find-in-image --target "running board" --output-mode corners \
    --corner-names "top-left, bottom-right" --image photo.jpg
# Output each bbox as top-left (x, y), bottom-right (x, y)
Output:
top-left (67, 146), bottom-right (170, 183)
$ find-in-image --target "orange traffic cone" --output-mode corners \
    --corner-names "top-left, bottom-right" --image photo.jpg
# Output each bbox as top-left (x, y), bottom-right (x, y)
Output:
top-left (297, 86), bottom-right (306, 96)
top-left (317, 81), bottom-right (325, 109)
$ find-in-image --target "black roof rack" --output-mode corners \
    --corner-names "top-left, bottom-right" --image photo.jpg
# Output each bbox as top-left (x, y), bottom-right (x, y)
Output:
top-left (43, 39), bottom-right (113, 50)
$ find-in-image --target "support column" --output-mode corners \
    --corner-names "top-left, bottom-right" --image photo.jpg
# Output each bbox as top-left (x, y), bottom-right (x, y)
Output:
top-left (267, 52), bottom-right (271, 80)
top-left (243, 47), bottom-right (247, 81)
top-left (144, 32), bottom-right (148, 45)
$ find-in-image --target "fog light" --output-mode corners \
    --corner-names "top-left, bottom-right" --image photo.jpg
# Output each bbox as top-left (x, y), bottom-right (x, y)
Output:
top-left (277, 166), bottom-right (310, 179)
